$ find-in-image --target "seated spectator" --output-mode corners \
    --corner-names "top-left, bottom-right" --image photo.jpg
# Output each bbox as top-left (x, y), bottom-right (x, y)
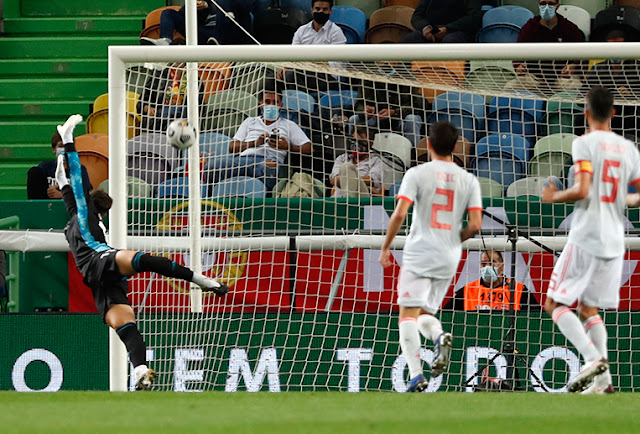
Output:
top-left (330, 126), bottom-right (385, 198)
top-left (27, 131), bottom-right (92, 200)
top-left (402, 0), bottom-right (482, 44)
top-left (585, 30), bottom-right (640, 141)
top-left (207, 86), bottom-right (313, 193)
top-left (348, 62), bottom-right (428, 146)
top-left (507, 0), bottom-right (584, 95)
top-left (279, 0), bottom-right (347, 92)
top-left (140, 1), bottom-right (254, 46)
top-left (137, 62), bottom-right (204, 133)
top-left (444, 250), bottom-right (540, 311)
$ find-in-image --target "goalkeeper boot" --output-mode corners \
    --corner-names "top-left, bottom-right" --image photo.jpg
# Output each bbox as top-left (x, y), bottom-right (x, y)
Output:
top-left (135, 368), bottom-right (157, 391)
top-left (199, 277), bottom-right (229, 297)
top-left (567, 358), bottom-right (609, 393)
top-left (431, 332), bottom-right (453, 378)
top-left (581, 382), bottom-right (615, 395)
top-left (407, 374), bottom-right (428, 393)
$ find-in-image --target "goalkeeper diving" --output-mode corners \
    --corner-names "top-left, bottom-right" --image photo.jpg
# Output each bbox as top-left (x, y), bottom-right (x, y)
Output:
top-left (56, 114), bottom-right (229, 390)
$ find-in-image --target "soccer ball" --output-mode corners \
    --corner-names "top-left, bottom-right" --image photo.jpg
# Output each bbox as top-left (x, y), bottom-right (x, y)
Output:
top-left (166, 119), bottom-right (197, 150)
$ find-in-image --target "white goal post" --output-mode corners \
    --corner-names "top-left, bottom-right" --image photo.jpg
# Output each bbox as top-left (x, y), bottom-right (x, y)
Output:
top-left (107, 42), bottom-right (640, 393)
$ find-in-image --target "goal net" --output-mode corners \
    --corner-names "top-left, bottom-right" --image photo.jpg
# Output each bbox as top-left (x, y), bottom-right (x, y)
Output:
top-left (109, 43), bottom-right (640, 392)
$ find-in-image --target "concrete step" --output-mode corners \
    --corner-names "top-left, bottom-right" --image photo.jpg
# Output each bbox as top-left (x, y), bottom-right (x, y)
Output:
top-left (0, 36), bottom-right (138, 59)
top-left (0, 59), bottom-right (108, 78)
top-left (0, 100), bottom-right (93, 119)
top-left (3, 16), bottom-right (144, 36)
top-left (0, 77), bottom-right (106, 100)
top-left (0, 120), bottom-right (88, 144)
top-left (16, 0), bottom-right (164, 17)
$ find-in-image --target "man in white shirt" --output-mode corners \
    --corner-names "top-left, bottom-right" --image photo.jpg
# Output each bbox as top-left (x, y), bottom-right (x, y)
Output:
top-left (379, 121), bottom-right (483, 392)
top-left (279, 0), bottom-right (347, 92)
top-left (208, 87), bottom-right (312, 193)
top-left (542, 86), bottom-right (640, 394)
top-left (330, 126), bottom-right (385, 198)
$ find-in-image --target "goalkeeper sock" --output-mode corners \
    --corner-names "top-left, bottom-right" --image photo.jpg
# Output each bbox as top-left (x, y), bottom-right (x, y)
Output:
top-left (583, 315), bottom-right (613, 387)
top-left (417, 314), bottom-right (443, 342)
top-left (132, 252), bottom-right (194, 282)
top-left (552, 306), bottom-right (601, 362)
top-left (116, 322), bottom-right (146, 368)
top-left (399, 317), bottom-right (423, 378)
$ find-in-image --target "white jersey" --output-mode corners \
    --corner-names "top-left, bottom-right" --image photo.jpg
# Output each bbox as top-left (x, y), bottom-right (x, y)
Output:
top-left (397, 160), bottom-right (482, 279)
top-left (568, 130), bottom-right (640, 258)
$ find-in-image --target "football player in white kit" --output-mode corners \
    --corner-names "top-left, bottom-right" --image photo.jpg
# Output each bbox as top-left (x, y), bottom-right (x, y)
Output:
top-left (380, 121), bottom-right (483, 392)
top-left (542, 86), bottom-right (640, 393)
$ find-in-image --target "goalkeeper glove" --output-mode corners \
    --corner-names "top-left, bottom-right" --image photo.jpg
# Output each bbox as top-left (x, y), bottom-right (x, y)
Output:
top-left (57, 114), bottom-right (83, 145)
top-left (55, 154), bottom-right (69, 189)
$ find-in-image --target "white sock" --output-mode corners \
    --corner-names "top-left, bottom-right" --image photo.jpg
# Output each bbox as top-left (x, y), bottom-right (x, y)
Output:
top-left (552, 307), bottom-right (601, 362)
top-left (191, 273), bottom-right (217, 288)
top-left (417, 314), bottom-right (443, 342)
top-left (583, 315), bottom-right (612, 387)
top-left (134, 364), bottom-right (148, 380)
top-left (399, 318), bottom-right (423, 378)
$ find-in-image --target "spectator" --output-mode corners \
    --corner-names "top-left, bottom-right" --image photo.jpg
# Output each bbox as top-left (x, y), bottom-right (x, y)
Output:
top-left (137, 62), bottom-right (204, 133)
top-left (27, 131), bottom-right (92, 200)
top-left (279, 0), bottom-right (347, 92)
top-left (0, 250), bottom-right (6, 313)
top-left (349, 62), bottom-right (428, 146)
top-left (207, 86), bottom-right (313, 193)
top-left (402, 0), bottom-right (482, 44)
top-left (330, 126), bottom-right (385, 198)
top-left (141, 0), bottom-right (253, 46)
top-left (585, 30), bottom-right (640, 141)
top-left (444, 250), bottom-right (540, 311)
top-left (506, 0), bottom-right (584, 95)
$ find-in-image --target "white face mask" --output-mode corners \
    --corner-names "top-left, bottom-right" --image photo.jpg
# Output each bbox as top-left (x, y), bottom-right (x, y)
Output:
top-left (481, 266), bottom-right (499, 284)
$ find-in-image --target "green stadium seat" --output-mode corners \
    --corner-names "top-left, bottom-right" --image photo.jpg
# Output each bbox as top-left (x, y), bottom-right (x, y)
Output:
top-left (478, 176), bottom-right (504, 198)
top-left (98, 176), bottom-right (153, 198)
top-left (500, 0), bottom-right (538, 15)
top-left (506, 176), bottom-right (546, 198)
top-left (528, 133), bottom-right (576, 178)
top-left (540, 91), bottom-right (584, 137)
top-left (202, 90), bottom-right (259, 137)
top-left (465, 60), bottom-right (516, 92)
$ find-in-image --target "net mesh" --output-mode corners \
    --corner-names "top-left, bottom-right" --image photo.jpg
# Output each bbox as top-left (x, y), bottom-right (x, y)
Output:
top-left (115, 53), bottom-right (640, 392)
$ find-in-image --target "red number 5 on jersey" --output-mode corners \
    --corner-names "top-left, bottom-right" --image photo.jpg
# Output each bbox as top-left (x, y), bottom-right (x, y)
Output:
top-left (431, 188), bottom-right (454, 230)
top-left (601, 159), bottom-right (621, 203)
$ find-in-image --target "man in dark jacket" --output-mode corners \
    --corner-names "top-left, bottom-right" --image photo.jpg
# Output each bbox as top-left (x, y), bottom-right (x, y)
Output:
top-left (507, 0), bottom-right (584, 94)
top-left (402, 0), bottom-right (482, 43)
top-left (141, 0), bottom-right (254, 46)
top-left (27, 131), bottom-right (92, 200)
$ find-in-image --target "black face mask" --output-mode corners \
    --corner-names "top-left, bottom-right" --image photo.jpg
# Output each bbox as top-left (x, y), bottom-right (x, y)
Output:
top-left (313, 11), bottom-right (330, 25)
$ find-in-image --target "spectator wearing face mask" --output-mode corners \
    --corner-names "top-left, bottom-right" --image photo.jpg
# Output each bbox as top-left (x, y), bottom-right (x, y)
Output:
top-left (507, 0), bottom-right (585, 95)
top-left (207, 85), bottom-right (312, 194)
top-left (330, 126), bottom-right (385, 198)
top-left (26, 131), bottom-right (92, 200)
top-left (443, 250), bottom-right (540, 311)
top-left (278, 0), bottom-right (347, 92)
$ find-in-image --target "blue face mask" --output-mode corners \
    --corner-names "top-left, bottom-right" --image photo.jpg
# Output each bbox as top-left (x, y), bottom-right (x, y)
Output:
top-left (55, 148), bottom-right (65, 158)
top-left (539, 4), bottom-right (556, 21)
top-left (263, 105), bottom-right (280, 122)
top-left (481, 266), bottom-right (499, 285)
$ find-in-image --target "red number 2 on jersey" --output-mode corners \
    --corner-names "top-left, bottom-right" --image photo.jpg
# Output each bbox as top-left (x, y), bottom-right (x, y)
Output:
top-left (601, 159), bottom-right (621, 203)
top-left (431, 188), bottom-right (454, 230)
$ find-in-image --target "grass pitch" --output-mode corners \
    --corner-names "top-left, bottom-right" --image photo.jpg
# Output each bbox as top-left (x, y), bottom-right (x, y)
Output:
top-left (2, 392), bottom-right (640, 433)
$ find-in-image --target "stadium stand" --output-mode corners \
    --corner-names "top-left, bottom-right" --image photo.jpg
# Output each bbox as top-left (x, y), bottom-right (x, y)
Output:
top-left (0, 0), bottom-right (164, 200)
top-left (477, 5), bottom-right (534, 43)
top-left (336, 0), bottom-right (383, 18)
top-left (365, 6), bottom-right (415, 44)
top-left (330, 5), bottom-right (368, 43)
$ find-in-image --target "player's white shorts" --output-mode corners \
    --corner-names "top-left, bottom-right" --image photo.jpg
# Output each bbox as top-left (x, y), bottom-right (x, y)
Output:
top-left (397, 267), bottom-right (451, 314)
top-left (547, 242), bottom-right (623, 309)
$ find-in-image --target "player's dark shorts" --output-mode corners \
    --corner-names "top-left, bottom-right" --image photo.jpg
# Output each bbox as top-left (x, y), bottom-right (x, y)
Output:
top-left (83, 249), bottom-right (130, 321)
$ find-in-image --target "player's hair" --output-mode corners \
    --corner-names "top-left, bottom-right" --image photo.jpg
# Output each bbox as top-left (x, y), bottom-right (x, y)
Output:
top-left (90, 189), bottom-right (113, 215)
top-left (429, 121), bottom-right (459, 157)
top-left (51, 131), bottom-right (62, 148)
top-left (312, 0), bottom-right (333, 7)
top-left (586, 86), bottom-right (614, 122)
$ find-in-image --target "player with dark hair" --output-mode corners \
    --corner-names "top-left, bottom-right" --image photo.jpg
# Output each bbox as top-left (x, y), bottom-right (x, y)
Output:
top-left (542, 86), bottom-right (640, 393)
top-left (55, 115), bottom-right (229, 391)
top-left (379, 121), bottom-right (483, 392)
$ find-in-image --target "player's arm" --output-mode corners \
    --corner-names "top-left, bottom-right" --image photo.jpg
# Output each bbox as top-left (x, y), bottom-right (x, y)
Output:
top-left (379, 198), bottom-right (411, 268)
top-left (626, 180), bottom-right (640, 207)
top-left (56, 154), bottom-right (77, 216)
top-left (542, 165), bottom-right (592, 203)
top-left (460, 208), bottom-right (482, 242)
